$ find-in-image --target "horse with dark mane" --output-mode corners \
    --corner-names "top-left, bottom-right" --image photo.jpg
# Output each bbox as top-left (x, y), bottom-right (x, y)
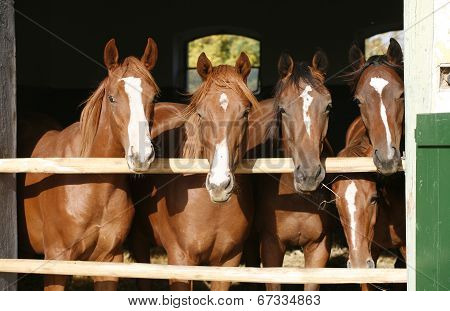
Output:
top-left (246, 51), bottom-right (333, 291)
top-left (346, 38), bottom-right (404, 175)
top-left (332, 117), bottom-right (405, 290)
top-left (18, 38), bottom-right (159, 290)
top-left (331, 38), bottom-right (405, 290)
top-left (131, 52), bottom-right (258, 290)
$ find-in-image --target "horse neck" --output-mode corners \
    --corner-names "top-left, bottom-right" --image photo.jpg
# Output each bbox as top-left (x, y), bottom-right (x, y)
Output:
top-left (244, 98), bottom-right (279, 158)
top-left (340, 130), bottom-right (374, 158)
top-left (87, 98), bottom-right (124, 157)
top-left (356, 134), bottom-right (374, 157)
top-left (339, 116), bottom-right (374, 157)
top-left (180, 109), bottom-right (207, 159)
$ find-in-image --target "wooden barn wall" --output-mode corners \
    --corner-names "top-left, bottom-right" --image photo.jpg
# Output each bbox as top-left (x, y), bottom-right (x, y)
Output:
top-left (0, 0), bottom-right (17, 291)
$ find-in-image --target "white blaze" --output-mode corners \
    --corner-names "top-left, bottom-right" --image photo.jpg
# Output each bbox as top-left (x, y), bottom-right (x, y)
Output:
top-left (345, 181), bottom-right (358, 251)
top-left (219, 93), bottom-right (229, 111)
top-left (121, 77), bottom-right (152, 162)
top-left (369, 77), bottom-right (394, 159)
top-left (209, 138), bottom-right (230, 186)
top-left (300, 85), bottom-right (314, 137)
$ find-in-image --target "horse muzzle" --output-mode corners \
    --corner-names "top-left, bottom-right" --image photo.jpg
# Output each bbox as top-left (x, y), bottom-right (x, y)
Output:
top-left (347, 258), bottom-right (375, 269)
top-left (205, 172), bottom-right (234, 203)
top-left (126, 145), bottom-right (155, 173)
top-left (293, 164), bottom-right (325, 193)
top-left (373, 147), bottom-right (401, 175)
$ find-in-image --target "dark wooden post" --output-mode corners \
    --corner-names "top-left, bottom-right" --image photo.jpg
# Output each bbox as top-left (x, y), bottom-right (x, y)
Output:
top-left (0, 0), bottom-right (17, 291)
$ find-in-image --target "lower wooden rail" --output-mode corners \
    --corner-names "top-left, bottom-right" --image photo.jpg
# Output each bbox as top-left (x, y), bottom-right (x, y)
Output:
top-left (0, 259), bottom-right (407, 284)
top-left (0, 157), bottom-right (404, 174)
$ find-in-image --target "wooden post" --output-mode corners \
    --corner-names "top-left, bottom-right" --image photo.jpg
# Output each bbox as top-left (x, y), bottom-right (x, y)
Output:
top-left (0, 0), bottom-right (17, 291)
top-left (404, 0), bottom-right (432, 291)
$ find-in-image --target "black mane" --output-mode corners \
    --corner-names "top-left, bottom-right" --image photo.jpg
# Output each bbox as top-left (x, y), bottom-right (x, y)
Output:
top-left (274, 61), bottom-right (326, 99)
top-left (345, 55), bottom-right (404, 90)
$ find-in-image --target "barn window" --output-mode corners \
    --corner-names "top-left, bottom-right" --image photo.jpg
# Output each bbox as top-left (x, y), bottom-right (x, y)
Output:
top-left (365, 30), bottom-right (404, 59)
top-left (186, 34), bottom-right (260, 93)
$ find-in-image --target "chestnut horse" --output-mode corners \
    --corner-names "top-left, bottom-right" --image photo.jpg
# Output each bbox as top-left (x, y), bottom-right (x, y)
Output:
top-left (347, 38), bottom-right (404, 175)
top-left (132, 52), bottom-right (258, 290)
top-left (18, 38), bottom-right (159, 290)
top-left (249, 51), bottom-right (333, 291)
top-left (330, 39), bottom-right (405, 290)
top-left (332, 117), bottom-right (405, 290)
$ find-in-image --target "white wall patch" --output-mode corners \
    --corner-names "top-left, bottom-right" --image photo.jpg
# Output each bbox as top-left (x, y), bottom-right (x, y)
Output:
top-left (300, 85), bottom-right (314, 137)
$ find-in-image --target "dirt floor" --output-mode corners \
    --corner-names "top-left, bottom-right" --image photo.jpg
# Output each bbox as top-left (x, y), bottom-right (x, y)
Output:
top-left (18, 246), bottom-right (402, 291)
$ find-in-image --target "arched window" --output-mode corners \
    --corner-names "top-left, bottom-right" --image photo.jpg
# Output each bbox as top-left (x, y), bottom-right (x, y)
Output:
top-left (364, 30), bottom-right (404, 59)
top-left (186, 34), bottom-right (260, 93)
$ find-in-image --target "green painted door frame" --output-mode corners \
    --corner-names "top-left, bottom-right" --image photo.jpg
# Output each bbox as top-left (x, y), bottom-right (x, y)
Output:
top-left (416, 113), bottom-right (450, 290)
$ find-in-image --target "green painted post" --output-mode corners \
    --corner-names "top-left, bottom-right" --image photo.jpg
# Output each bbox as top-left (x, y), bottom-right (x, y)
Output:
top-left (416, 113), bottom-right (450, 290)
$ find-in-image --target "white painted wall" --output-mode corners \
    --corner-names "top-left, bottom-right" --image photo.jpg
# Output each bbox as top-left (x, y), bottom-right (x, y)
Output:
top-left (432, 0), bottom-right (450, 113)
top-left (404, 0), bottom-right (450, 291)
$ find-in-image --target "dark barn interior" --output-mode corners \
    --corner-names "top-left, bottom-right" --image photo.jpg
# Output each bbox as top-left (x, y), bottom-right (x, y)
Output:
top-left (15, 0), bottom-right (403, 152)
top-left (13, 0), bottom-right (404, 290)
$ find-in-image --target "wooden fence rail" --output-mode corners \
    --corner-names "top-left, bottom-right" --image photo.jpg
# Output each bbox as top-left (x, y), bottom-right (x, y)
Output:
top-left (0, 157), bottom-right (404, 174)
top-left (0, 259), bottom-right (407, 284)
top-left (0, 157), bottom-right (406, 286)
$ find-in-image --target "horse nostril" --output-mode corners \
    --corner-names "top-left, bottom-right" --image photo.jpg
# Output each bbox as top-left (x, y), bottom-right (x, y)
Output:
top-left (367, 259), bottom-right (375, 269)
top-left (391, 146), bottom-right (398, 157)
top-left (206, 174), bottom-right (212, 189)
top-left (315, 165), bottom-right (322, 179)
top-left (347, 260), bottom-right (352, 268)
top-left (222, 176), bottom-right (232, 190)
top-left (295, 166), bottom-right (305, 182)
top-left (374, 149), bottom-right (380, 159)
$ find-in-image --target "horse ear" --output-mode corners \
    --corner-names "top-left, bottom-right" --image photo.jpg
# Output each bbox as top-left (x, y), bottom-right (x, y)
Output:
top-left (312, 49), bottom-right (328, 74)
top-left (104, 39), bottom-right (119, 71)
top-left (141, 37), bottom-right (158, 71)
top-left (348, 43), bottom-right (365, 71)
top-left (235, 52), bottom-right (252, 82)
top-left (278, 53), bottom-right (294, 78)
top-left (387, 38), bottom-right (403, 65)
top-left (197, 52), bottom-right (213, 80)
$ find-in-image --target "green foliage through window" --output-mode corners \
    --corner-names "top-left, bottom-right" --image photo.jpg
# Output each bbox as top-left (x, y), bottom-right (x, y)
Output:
top-left (187, 34), bottom-right (260, 93)
top-left (364, 30), bottom-right (404, 59)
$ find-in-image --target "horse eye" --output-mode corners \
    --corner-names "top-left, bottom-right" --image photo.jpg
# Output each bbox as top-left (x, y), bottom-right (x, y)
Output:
top-left (370, 195), bottom-right (378, 205)
top-left (108, 95), bottom-right (116, 103)
top-left (243, 108), bottom-right (250, 118)
top-left (325, 104), bottom-right (332, 113)
top-left (354, 98), bottom-right (361, 106)
top-left (278, 107), bottom-right (286, 114)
